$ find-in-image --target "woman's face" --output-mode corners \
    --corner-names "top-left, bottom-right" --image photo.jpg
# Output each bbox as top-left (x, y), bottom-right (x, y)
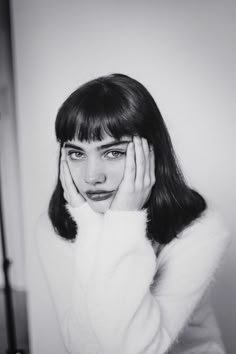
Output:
top-left (64, 133), bottom-right (132, 213)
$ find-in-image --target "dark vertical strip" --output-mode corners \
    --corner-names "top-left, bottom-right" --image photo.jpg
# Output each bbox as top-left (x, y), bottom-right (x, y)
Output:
top-left (0, 173), bottom-right (17, 351)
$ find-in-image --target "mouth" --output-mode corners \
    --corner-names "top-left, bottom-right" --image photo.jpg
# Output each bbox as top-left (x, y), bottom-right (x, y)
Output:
top-left (86, 191), bottom-right (114, 202)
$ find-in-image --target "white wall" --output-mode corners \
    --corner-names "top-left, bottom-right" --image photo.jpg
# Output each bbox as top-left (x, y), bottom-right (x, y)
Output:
top-left (11, 1), bottom-right (235, 353)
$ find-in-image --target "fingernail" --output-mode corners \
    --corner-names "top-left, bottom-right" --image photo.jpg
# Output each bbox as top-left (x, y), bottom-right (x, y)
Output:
top-left (129, 142), bottom-right (134, 149)
top-left (142, 137), bottom-right (148, 144)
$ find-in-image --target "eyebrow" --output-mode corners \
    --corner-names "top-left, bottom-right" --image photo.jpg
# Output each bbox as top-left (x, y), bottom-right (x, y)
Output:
top-left (64, 140), bottom-right (131, 151)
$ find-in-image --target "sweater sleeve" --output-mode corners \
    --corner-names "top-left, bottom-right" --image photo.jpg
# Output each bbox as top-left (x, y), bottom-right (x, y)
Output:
top-left (150, 209), bottom-right (231, 352)
top-left (77, 208), bottom-right (231, 354)
top-left (83, 209), bottom-right (169, 354)
top-left (62, 203), bottom-right (105, 353)
top-left (35, 203), bottom-right (105, 353)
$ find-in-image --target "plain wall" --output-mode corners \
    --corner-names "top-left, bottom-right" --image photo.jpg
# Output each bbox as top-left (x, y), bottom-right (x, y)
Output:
top-left (11, 1), bottom-right (235, 353)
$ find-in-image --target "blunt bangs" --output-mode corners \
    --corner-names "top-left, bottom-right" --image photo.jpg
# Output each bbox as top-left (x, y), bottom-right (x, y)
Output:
top-left (55, 78), bottom-right (149, 143)
top-left (56, 109), bottom-right (139, 143)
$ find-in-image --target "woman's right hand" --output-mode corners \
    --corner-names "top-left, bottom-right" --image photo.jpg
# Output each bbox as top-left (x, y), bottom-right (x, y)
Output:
top-left (60, 147), bottom-right (86, 208)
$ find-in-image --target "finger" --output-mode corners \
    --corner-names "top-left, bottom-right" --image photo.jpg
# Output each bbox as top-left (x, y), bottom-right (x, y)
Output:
top-left (63, 160), bottom-right (79, 201)
top-left (123, 142), bottom-right (135, 187)
top-left (142, 138), bottom-right (151, 187)
top-left (134, 136), bottom-right (145, 189)
top-left (61, 160), bottom-right (71, 203)
top-left (60, 161), bottom-right (72, 204)
top-left (60, 159), bottom-right (66, 191)
top-left (63, 190), bottom-right (69, 203)
top-left (60, 147), bottom-right (70, 194)
top-left (61, 147), bottom-right (66, 161)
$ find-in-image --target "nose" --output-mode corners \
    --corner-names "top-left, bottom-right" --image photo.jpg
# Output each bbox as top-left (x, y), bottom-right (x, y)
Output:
top-left (84, 160), bottom-right (106, 185)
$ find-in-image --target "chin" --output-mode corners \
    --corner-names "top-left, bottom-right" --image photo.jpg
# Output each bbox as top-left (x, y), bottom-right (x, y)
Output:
top-left (87, 198), bottom-right (112, 214)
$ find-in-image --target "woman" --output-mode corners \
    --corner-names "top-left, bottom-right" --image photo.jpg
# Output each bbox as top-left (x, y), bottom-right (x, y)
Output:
top-left (36, 73), bottom-right (230, 353)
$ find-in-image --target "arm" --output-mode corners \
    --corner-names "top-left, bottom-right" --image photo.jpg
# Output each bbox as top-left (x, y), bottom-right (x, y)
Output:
top-left (77, 208), bottom-right (230, 354)
top-left (35, 203), bottom-right (104, 353)
top-left (85, 208), bottom-right (168, 354)
top-left (170, 288), bottom-right (227, 354)
top-left (57, 203), bottom-right (105, 353)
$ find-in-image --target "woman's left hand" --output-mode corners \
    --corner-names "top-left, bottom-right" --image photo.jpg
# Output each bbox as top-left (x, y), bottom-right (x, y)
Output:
top-left (110, 136), bottom-right (155, 211)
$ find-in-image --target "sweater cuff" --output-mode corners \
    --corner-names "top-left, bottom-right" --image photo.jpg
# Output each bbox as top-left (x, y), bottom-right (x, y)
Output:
top-left (65, 203), bottom-right (103, 241)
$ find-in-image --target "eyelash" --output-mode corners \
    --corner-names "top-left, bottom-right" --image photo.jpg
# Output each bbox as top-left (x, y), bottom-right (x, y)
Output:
top-left (67, 150), bottom-right (126, 161)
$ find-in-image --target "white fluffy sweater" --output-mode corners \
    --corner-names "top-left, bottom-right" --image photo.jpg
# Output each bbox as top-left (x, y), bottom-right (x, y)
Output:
top-left (36, 204), bottom-right (230, 354)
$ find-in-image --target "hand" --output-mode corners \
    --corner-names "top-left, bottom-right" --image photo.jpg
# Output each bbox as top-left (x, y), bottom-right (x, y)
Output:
top-left (60, 147), bottom-right (86, 208)
top-left (110, 136), bottom-right (155, 211)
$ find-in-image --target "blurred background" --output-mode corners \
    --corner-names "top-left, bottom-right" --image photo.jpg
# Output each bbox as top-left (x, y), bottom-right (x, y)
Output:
top-left (0, 0), bottom-right (235, 353)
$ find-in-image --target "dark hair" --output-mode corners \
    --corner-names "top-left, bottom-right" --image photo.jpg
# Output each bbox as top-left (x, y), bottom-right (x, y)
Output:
top-left (49, 73), bottom-right (207, 244)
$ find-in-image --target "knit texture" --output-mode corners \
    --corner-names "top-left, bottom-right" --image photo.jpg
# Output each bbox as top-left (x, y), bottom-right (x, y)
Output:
top-left (35, 205), bottom-right (231, 354)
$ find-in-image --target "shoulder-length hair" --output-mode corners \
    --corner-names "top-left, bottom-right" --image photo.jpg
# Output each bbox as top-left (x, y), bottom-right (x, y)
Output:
top-left (49, 73), bottom-right (207, 244)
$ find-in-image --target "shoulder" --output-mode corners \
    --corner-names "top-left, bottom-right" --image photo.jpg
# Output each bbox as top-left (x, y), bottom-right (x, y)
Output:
top-left (35, 212), bottom-right (56, 248)
top-left (35, 211), bottom-right (53, 236)
top-left (179, 207), bottom-right (231, 245)
top-left (156, 207), bottom-right (231, 266)
top-left (35, 212), bottom-right (75, 306)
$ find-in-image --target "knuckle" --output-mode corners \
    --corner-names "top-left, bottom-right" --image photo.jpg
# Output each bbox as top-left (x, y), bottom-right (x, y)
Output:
top-left (151, 178), bottom-right (156, 186)
top-left (144, 178), bottom-right (151, 188)
top-left (126, 166), bottom-right (135, 179)
top-left (135, 184), bottom-right (143, 192)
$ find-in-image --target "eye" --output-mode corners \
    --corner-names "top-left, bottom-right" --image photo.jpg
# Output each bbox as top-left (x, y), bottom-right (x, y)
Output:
top-left (104, 150), bottom-right (126, 159)
top-left (67, 151), bottom-right (85, 160)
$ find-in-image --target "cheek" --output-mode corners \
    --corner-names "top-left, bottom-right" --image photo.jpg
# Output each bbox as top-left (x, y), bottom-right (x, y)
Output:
top-left (108, 160), bottom-right (126, 188)
top-left (67, 163), bottom-right (82, 188)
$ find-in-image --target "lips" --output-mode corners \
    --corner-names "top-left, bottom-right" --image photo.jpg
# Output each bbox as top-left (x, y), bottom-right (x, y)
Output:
top-left (86, 191), bottom-right (114, 201)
